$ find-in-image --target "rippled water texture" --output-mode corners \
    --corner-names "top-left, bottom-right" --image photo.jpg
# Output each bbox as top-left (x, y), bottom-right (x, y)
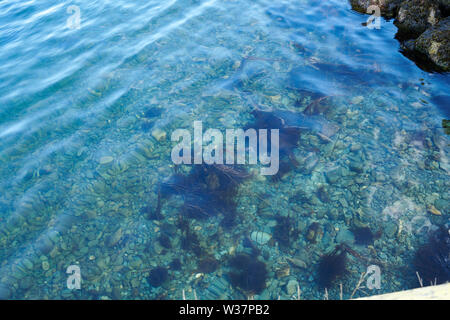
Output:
top-left (0, 0), bottom-right (448, 299)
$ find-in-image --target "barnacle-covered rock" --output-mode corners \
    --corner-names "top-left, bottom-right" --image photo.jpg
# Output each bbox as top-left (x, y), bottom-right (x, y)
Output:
top-left (415, 16), bottom-right (450, 71)
top-left (394, 0), bottom-right (442, 39)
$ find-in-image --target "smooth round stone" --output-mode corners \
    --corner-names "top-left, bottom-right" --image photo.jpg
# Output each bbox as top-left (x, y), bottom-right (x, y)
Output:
top-left (286, 279), bottom-right (299, 296)
top-left (151, 129), bottom-right (166, 141)
top-left (0, 285), bottom-right (11, 299)
top-left (99, 156), bottom-right (114, 164)
top-left (250, 231), bottom-right (271, 245)
top-left (336, 228), bottom-right (355, 245)
top-left (42, 261), bottom-right (50, 271)
top-left (36, 238), bottom-right (53, 255)
top-left (22, 258), bottom-right (33, 270)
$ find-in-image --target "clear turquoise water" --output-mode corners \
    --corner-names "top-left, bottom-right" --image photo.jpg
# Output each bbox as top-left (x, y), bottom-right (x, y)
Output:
top-left (0, 0), bottom-right (448, 299)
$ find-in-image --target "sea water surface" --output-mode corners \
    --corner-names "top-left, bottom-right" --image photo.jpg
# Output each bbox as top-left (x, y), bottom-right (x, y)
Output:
top-left (0, 0), bottom-right (449, 299)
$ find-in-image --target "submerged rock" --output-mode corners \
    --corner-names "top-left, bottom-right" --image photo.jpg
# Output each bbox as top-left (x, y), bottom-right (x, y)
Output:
top-left (306, 222), bottom-right (323, 243)
top-left (395, 0), bottom-right (441, 39)
top-left (415, 16), bottom-right (450, 71)
top-left (251, 231), bottom-right (272, 245)
top-left (336, 228), bottom-right (355, 245)
top-left (0, 285), bottom-right (11, 299)
top-left (286, 279), bottom-right (299, 296)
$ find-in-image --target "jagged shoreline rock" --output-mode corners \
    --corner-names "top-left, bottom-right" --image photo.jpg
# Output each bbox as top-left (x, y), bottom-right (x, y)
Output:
top-left (394, 0), bottom-right (441, 38)
top-left (349, 0), bottom-right (450, 71)
top-left (415, 17), bottom-right (450, 70)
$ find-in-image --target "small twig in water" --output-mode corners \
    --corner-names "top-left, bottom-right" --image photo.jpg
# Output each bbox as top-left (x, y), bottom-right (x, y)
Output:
top-left (350, 272), bottom-right (367, 299)
top-left (416, 271), bottom-right (423, 288)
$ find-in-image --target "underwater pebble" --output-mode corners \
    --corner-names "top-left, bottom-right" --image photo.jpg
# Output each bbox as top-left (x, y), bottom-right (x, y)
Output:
top-left (19, 277), bottom-right (33, 290)
top-left (286, 279), bottom-right (299, 296)
top-left (36, 237), bottom-right (54, 255)
top-left (336, 228), bottom-right (355, 245)
top-left (0, 285), bottom-right (11, 299)
top-left (22, 258), bottom-right (33, 270)
top-left (152, 129), bottom-right (166, 141)
top-left (349, 159), bottom-right (364, 173)
top-left (108, 228), bottom-right (123, 247)
top-left (410, 101), bottom-right (423, 109)
top-left (350, 143), bottom-right (362, 152)
top-left (385, 222), bottom-right (397, 238)
top-left (351, 96), bottom-right (364, 104)
top-left (42, 261), bottom-right (50, 271)
top-left (427, 204), bottom-right (442, 216)
top-left (99, 156), bottom-right (114, 164)
top-left (286, 257), bottom-right (307, 269)
top-left (325, 168), bottom-right (342, 184)
top-left (131, 278), bottom-right (140, 288)
top-left (434, 199), bottom-right (448, 212)
top-left (250, 231), bottom-right (271, 245)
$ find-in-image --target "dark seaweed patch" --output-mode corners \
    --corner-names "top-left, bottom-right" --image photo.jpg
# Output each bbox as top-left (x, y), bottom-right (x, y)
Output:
top-left (414, 227), bottom-right (450, 286)
top-left (317, 245), bottom-right (348, 288)
top-left (351, 227), bottom-right (375, 245)
top-left (306, 222), bottom-right (323, 244)
top-left (198, 257), bottom-right (219, 274)
top-left (144, 107), bottom-right (163, 118)
top-left (228, 254), bottom-right (267, 294)
top-left (147, 267), bottom-right (168, 287)
top-left (158, 234), bottom-right (172, 249)
top-left (141, 121), bottom-right (154, 132)
top-left (273, 216), bottom-right (299, 250)
top-left (177, 216), bottom-right (206, 257)
top-left (169, 258), bottom-right (182, 271)
top-left (247, 109), bottom-right (302, 179)
top-left (160, 164), bottom-right (250, 225)
top-left (143, 191), bottom-right (163, 220)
